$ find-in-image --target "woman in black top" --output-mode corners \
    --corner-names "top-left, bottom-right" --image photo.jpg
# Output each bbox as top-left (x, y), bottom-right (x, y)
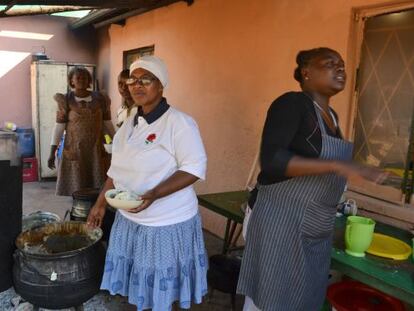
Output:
top-left (237, 47), bottom-right (388, 311)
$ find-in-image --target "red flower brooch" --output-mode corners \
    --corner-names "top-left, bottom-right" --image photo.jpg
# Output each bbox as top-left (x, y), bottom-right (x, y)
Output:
top-left (145, 133), bottom-right (156, 144)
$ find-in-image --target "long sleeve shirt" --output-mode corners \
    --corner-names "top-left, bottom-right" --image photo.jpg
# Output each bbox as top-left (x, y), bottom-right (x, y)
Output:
top-left (249, 91), bottom-right (341, 206)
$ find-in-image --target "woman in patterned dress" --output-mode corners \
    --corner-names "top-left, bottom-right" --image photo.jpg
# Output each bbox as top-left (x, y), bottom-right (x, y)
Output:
top-left (48, 66), bottom-right (114, 196)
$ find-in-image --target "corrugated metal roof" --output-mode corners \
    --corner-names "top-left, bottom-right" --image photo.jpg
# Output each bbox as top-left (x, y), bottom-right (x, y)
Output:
top-left (0, 0), bottom-right (194, 26)
top-left (0, 0), bottom-right (181, 8)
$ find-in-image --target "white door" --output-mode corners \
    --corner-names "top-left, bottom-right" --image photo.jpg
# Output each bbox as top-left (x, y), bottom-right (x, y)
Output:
top-left (31, 62), bottom-right (68, 179)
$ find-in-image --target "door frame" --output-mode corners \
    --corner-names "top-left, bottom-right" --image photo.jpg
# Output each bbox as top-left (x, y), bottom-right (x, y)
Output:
top-left (345, 1), bottom-right (414, 219)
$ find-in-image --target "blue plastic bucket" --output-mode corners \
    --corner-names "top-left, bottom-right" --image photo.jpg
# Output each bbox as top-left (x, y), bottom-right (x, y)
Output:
top-left (16, 128), bottom-right (35, 158)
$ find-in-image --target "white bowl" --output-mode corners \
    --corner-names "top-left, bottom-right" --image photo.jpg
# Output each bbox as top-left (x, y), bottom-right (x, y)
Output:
top-left (105, 189), bottom-right (143, 210)
top-left (103, 144), bottom-right (112, 154)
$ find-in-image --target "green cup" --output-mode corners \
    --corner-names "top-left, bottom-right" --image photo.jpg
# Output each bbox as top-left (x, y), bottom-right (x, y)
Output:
top-left (345, 216), bottom-right (375, 257)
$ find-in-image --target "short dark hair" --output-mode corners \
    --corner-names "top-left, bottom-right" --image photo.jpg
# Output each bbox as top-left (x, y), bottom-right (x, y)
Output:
top-left (118, 69), bottom-right (130, 80)
top-left (68, 66), bottom-right (92, 88)
top-left (293, 47), bottom-right (338, 84)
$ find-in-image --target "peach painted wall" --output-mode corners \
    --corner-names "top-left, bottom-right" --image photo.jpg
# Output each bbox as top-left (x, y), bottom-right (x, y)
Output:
top-left (97, 0), bottom-right (410, 236)
top-left (0, 15), bottom-right (96, 128)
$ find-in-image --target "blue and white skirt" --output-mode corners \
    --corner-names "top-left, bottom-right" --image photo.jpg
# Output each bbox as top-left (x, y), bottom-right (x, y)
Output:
top-left (101, 212), bottom-right (208, 311)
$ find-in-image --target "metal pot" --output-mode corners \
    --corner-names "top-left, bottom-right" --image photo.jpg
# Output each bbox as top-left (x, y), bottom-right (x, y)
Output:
top-left (22, 211), bottom-right (61, 232)
top-left (71, 188), bottom-right (100, 221)
top-left (69, 188), bottom-right (115, 243)
top-left (13, 221), bottom-right (105, 309)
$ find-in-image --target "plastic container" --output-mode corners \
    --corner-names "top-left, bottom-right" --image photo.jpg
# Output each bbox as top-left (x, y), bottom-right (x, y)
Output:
top-left (345, 216), bottom-right (375, 257)
top-left (367, 233), bottom-right (412, 260)
top-left (327, 281), bottom-right (405, 311)
top-left (22, 157), bottom-right (38, 182)
top-left (16, 128), bottom-right (35, 158)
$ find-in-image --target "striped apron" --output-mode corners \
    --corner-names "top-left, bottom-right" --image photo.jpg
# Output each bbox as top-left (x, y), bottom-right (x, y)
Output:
top-left (237, 105), bottom-right (353, 311)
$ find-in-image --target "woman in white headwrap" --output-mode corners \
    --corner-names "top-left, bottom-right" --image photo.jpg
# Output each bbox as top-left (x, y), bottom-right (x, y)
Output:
top-left (88, 56), bottom-right (208, 311)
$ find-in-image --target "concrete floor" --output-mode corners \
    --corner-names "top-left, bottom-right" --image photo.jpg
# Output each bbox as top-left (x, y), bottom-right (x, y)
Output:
top-left (0, 181), bottom-right (244, 311)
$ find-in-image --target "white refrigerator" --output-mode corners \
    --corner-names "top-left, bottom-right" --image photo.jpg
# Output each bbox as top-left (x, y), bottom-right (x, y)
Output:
top-left (31, 61), bottom-right (96, 179)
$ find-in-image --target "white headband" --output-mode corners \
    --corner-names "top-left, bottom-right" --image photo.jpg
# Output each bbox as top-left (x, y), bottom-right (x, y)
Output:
top-left (129, 55), bottom-right (169, 88)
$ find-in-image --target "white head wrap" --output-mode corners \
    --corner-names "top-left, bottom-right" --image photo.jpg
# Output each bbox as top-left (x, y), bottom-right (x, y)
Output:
top-left (129, 55), bottom-right (169, 88)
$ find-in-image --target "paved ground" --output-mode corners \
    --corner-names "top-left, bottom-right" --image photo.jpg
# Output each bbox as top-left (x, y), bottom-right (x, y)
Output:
top-left (0, 181), bottom-right (244, 311)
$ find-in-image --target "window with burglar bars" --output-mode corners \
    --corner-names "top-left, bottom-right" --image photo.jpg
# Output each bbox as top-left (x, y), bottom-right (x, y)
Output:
top-left (352, 10), bottom-right (414, 204)
top-left (123, 45), bottom-right (155, 70)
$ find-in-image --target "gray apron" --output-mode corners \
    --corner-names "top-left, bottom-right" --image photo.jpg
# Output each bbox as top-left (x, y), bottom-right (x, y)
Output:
top-left (237, 104), bottom-right (353, 311)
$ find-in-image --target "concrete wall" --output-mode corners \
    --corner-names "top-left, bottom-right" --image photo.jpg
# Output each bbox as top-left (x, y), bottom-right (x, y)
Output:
top-left (0, 15), bottom-right (97, 128)
top-left (96, 0), bottom-right (412, 236)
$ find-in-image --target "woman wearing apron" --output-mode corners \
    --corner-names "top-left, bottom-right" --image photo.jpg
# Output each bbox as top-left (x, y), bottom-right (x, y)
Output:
top-left (48, 66), bottom-right (114, 196)
top-left (237, 47), bottom-right (388, 311)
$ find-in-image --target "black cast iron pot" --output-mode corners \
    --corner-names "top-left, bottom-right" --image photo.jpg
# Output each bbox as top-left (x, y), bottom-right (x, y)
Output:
top-left (13, 221), bottom-right (105, 309)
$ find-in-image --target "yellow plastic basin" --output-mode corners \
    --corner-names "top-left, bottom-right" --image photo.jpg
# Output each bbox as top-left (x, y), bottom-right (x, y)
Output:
top-left (366, 233), bottom-right (412, 260)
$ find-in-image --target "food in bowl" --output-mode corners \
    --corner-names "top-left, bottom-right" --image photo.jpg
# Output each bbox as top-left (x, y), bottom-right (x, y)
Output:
top-left (114, 191), bottom-right (137, 201)
top-left (105, 189), bottom-right (143, 210)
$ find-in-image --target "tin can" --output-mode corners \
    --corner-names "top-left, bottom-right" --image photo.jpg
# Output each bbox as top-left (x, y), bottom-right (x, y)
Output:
top-left (337, 199), bottom-right (358, 216)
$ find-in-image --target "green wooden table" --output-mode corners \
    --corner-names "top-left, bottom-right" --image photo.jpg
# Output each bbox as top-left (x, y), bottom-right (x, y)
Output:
top-left (198, 191), bottom-right (414, 306)
top-left (332, 216), bottom-right (414, 305)
top-left (198, 191), bottom-right (247, 253)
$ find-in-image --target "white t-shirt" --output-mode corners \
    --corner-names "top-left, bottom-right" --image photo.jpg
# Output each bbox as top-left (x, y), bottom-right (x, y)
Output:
top-left (107, 102), bottom-right (207, 226)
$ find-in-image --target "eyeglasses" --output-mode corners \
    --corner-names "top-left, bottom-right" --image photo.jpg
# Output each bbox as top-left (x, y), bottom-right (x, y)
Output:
top-left (125, 76), bottom-right (156, 87)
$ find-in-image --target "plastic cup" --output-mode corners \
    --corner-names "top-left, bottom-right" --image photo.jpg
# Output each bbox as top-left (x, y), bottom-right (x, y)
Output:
top-left (345, 216), bottom-right (375, 257)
